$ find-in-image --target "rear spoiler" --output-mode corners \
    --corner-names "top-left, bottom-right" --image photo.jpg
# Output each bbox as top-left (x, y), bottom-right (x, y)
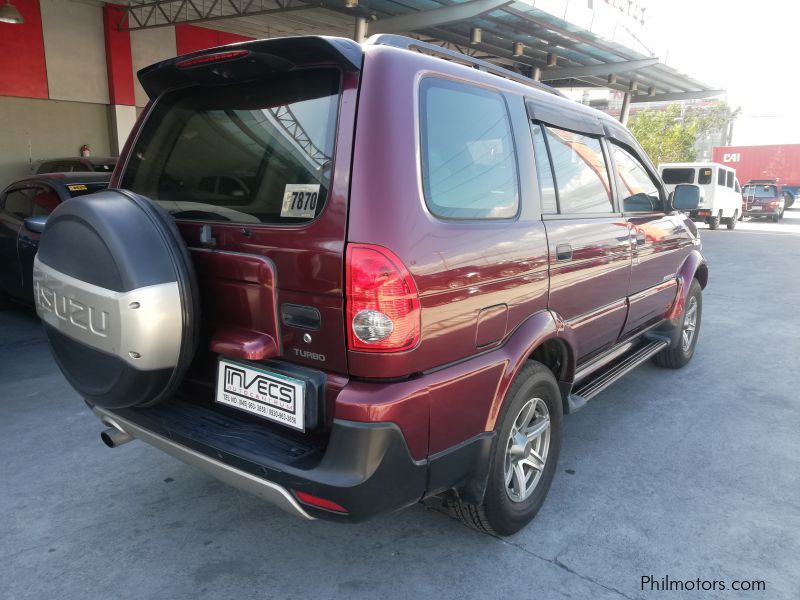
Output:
top-left (138, 36), bottom-right (363, 100)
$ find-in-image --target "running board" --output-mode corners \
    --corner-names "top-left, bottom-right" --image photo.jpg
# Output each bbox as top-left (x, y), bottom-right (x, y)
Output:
top-left (568, 338), bottom-right (670, 410)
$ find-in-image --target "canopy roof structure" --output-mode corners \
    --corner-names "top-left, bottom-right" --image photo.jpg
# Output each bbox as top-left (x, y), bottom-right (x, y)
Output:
top-left (118, 0), bottom-right (722, 107)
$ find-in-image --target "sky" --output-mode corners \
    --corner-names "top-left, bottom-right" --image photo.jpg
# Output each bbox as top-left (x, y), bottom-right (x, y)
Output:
top-left (644, 0), bottom-right (800, 146)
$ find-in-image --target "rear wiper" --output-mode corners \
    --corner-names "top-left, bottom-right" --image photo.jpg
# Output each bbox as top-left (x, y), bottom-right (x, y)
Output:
top-left (171, 210), bottom-right (231, 222)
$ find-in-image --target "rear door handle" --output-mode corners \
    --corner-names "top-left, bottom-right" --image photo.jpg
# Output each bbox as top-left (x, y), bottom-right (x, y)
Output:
top-left (556, 243), bottom-right (572, 261)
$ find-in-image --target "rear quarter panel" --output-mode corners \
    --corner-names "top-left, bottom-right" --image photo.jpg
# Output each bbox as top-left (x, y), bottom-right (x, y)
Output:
top-left (347, 46), bottom-right (550, 379)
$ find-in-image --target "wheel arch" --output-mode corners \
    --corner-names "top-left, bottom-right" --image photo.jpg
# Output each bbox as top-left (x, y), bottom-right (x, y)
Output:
top-left (485, 310), bottom-right (577, 433)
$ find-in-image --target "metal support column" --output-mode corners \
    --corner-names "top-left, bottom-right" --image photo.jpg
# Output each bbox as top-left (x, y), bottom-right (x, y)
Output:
top-left (354, 17), bottom-right (367, 43)
top-left (619, 92), bottom-right (631, 126)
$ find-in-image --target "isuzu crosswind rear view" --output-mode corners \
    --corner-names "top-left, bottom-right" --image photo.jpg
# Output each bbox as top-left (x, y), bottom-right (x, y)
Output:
top-left (33, 35), bottom-right (707, 535)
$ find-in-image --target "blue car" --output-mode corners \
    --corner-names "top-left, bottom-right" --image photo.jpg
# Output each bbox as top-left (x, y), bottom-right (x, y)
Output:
top-left (0, 172), bottom-right (110, 303)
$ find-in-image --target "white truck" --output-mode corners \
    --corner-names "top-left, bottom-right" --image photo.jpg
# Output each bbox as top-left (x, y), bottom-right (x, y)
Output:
top-left (659, 162), bottom-right (741, 230)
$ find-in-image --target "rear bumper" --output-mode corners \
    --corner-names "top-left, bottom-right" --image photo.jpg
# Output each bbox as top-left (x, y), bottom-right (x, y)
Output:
top-left (96, 407), bottom-right (315, 519)
top-left (93, 403), bottom-right (492, 522)
top-left (744, 207), bottom-right (780, 216)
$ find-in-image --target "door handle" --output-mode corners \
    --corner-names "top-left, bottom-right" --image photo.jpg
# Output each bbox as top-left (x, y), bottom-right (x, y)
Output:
top-left (556, 243), bottom-right (572, 261)
top-left (635, 231), bottom-right (646, 245)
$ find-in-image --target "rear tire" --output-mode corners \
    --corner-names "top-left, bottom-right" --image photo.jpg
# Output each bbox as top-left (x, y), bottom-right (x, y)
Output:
top-left (449, 362), bottom-right (562, 536)
top-left (726, 211), bottom-right (738, 230)
top-left (707, 212), bottom-right (721, 230)
top-left (653, 279), bottom-right (702, 369)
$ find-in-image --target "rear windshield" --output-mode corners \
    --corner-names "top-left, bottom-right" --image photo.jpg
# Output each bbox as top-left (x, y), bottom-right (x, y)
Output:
top-left (121, 69), bottom-right (340, 225)
top-left (661, 168), bottom-right (695, 184)
top-left (742, 184), bottom-right (778, 198)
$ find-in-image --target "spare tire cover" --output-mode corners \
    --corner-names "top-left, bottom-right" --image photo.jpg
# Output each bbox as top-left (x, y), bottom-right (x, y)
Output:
top-left (33, 189), bottom-right (199, 409)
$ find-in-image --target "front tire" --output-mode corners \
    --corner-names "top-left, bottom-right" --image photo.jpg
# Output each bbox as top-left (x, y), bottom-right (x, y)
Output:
top-left (449, 362), bottom-right (562, 536)
top-left (653, 279), bottom-right (702, 369)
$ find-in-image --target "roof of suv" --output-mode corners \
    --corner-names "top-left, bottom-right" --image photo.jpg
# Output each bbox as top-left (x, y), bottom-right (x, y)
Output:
top-left (9, 172), bottom-right (112, 189)
top-left (138, 34), bottom-right (632, 143)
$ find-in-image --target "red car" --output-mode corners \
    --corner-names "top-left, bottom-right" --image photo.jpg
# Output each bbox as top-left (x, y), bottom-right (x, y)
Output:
top-left (32, 36), bottom-right (707, 536)
top-left (742, 180), bottom-right (785, 222)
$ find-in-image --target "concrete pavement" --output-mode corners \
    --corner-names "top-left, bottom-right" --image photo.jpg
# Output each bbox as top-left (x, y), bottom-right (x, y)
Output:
top-left (2, 211), bottom-right (799, 599)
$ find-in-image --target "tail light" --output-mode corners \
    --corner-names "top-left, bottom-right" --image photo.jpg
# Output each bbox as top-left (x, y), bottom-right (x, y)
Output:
top-left (346, 244), bottom-right (420, 352)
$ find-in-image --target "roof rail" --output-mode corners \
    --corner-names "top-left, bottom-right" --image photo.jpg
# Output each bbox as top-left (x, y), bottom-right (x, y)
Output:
top-left (366, 34), bottom-right (564, 98)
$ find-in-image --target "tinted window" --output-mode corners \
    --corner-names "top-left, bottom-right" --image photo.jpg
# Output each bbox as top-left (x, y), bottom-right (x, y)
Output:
top-left (2, 189), bottom-right (33, 219)
top-left (698, 168), bottom-right (712, 184)
top-left (611, 144), bottom-right (661, 212)
top-left (544, 126), bottom-right (612, 214)
top-left (532, 123), bottom-right (557, 214)
top-left (662, 168), bottom-right (695, 184)
top-left (726, 170), bottom-right (734, 188)
top-left (121, 69), bottom-right (340, 225)
top-left (32, 186), bottom-right (60, 216)
top-left (37, 162), bottom-right (57, 174)
top-left (420, 78), bottom-right (518, 219)
top-left (717, 169), bottom-right (726, 186)
top-left (742, 185), bottom-right (778, 198)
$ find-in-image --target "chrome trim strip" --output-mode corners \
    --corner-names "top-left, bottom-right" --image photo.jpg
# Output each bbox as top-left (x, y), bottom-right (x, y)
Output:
top-left (33, 257), bottom-right (182, 370)
top-left (93, 407), bottom-right (315, 520)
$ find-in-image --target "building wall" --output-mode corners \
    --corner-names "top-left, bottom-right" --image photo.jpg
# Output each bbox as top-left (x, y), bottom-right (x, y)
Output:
top-left (131, 26), bottom-right (177, 108)
top-left (0, 1), bottom-right (255, 189)
top-left (40, 0), bottom-right (108, 104)
top-left (0, 0), bottom-right (48, 99)
top-left (0, 96), bottom-right (112, 185)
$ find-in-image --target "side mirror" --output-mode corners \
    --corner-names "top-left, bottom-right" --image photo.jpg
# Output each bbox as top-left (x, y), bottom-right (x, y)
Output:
top-left (23, 215), bottom-right (48, 234)
top-left (672, 184), bottom-right (700, 211)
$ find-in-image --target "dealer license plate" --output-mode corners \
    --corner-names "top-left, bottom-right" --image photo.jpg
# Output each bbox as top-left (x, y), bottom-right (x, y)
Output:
top-left (216, 359), bottom-right (306, 431)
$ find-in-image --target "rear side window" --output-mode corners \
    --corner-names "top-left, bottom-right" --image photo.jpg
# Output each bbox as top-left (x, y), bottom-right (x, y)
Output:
top-left (543, 126), bottom-right (612, 214)
top-left (717, 169), bottom-right (726, 186)
top-left (698, 168), bottom-right (712, 184)
top-left (121, 69), bottom-right (341, 225)
top-left (420, 78), bottom-right (518, 219)
top-left (726, 171), bottom-right (734, 188)
top-left (662, 168), bottom-right (695, 184)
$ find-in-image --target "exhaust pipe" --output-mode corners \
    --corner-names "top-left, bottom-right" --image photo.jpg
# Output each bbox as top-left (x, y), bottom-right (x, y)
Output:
top-left (100, 426), bottom-right (133, 448)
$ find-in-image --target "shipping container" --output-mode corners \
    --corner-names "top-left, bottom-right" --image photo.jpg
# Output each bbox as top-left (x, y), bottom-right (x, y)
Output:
top-left (712, 144), bottom-right (800, 189)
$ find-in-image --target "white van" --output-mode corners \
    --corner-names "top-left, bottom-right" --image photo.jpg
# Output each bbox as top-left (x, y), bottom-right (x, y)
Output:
top-left (659, 162), bottom-right (741, 230)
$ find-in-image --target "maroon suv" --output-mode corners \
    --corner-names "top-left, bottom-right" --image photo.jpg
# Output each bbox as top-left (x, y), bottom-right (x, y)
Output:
top-left (33, 36), bottom-right (707, 535)
top-left (742, 180), bottom-right (785, 221)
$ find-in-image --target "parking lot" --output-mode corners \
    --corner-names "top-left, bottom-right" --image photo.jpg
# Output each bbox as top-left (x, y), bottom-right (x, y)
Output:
top-left (1, 211), bottom-right (799, 600)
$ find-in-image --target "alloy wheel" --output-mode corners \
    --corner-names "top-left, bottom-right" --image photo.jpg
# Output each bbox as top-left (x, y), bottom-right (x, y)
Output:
top-left (504, 397), bottom-right (551, 503)
top-left (681, 296), bottom-right (698, 351)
